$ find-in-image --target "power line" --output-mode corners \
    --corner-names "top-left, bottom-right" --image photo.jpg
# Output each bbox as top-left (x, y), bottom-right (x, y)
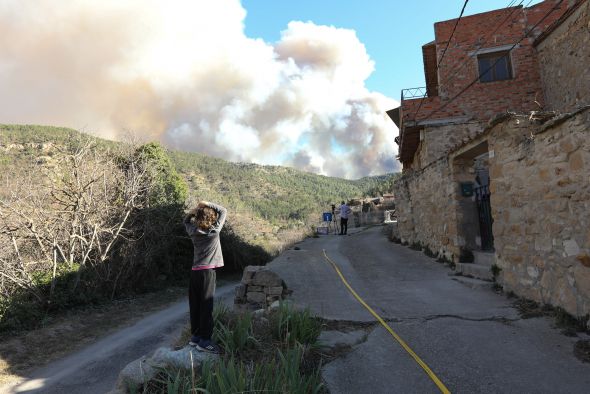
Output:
top-left (440, 0), bottom-right (526, 90)
top-left (411, 0), bottom-right (469, 122)
top-left (418, 0), bottom-right (564, 123)
top-left (437, 0), bottom-right (470, 68)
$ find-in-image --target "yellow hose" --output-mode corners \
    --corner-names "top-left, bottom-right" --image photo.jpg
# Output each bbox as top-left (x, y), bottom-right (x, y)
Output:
top-left (322, 249), bottom-right (451, 394)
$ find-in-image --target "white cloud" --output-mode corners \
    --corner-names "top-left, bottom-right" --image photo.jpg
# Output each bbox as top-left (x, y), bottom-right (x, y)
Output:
top-left (0, 0), bottom-right (399, 178)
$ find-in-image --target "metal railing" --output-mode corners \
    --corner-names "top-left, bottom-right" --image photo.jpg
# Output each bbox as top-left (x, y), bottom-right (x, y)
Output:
top-left (401, 87), bottom-right (427, 100)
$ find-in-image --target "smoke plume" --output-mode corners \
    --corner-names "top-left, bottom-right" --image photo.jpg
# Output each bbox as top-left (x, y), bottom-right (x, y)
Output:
top-left (0, 0), bottom-right (399, 178)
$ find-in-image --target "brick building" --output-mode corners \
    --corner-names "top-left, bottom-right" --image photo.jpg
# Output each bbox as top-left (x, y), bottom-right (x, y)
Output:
top-left (389, 0), bottom-right (590, 319)
top-left (390, 0), bottom-right (570, 169)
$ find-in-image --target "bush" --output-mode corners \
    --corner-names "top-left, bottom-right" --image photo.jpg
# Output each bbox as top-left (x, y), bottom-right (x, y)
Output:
top-left (271, 302), bottom-right (321, 347)
top-left (409, 242), bottom-right (422, 251)
top-left (213, 312), bottom-right (256, 356)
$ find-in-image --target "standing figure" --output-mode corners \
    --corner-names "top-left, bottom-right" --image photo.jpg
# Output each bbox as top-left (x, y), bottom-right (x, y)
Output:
top-left (184, 201), bottom-right (227, 354)
top-left (339, 200), bottom-right (352, 235)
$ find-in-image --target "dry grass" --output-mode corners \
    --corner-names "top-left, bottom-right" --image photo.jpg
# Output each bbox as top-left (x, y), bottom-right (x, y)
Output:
top-left (0, 287), bottom-right (187, 385)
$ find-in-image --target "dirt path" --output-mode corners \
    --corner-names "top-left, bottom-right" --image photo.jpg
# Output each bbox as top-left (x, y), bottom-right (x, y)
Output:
top-left (1, 284), bottom-right (236, 394)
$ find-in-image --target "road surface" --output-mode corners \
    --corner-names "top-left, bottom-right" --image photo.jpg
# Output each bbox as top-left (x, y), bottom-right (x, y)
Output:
top-left (268, 225), bottom-right (590, 394)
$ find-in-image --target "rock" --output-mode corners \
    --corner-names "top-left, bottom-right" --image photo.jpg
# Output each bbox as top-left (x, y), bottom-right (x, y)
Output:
top-left (242, 266), bottom-right (264, 284)
top-left (265, 286), bottom-right (283, 295)
top-left (235, 284), bottom-right (246, 298)
top-left (269, 300), bottom-right (281, 310)
top-left (252, 270), bottom-right (282, 287)
top-left (246, 291), bottom-right (266, 304)
top-left (564, 239), bottom-right (580, 257)
top-left (253, 309), bottom-right (265, 319)
top-left (116, 356), bottom-right (157, 391)
top-left (248, 285), bottom-right (263, 292)
top-left (151, 346), bottom-right (218, 370)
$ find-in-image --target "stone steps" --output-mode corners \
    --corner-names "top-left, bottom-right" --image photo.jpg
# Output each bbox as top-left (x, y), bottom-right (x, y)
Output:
top-left (473, 251), bottom-right (495, 266)
top-left (455, 262), bottom-right (493, 281)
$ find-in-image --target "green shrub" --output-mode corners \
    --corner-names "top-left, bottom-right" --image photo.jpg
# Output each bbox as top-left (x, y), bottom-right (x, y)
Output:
top-left (490, 264), bottom-right (502, 280)
top-left (149, 346), bottom-right (323, 394)
top-left (423, 246), bottom-right (436, 258)
top-left (271, 302), bottom-right (321, 347)
top-left (213, 312), bottom-right (256, 355)
top-left (409, 242), bottom-right (422, 251)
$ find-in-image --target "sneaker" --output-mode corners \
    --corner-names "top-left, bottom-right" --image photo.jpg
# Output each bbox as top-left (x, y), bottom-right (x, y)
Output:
top-left (196, 339), bottom-right (221, 354)
top-left (189, 335), bottom-right (201, 347)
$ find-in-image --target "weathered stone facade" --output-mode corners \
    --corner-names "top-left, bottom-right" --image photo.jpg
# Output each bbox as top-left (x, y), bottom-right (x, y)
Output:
top-left (416, 122), bottom-right (483, 168)
top-left (394, 108), bottom-right (590, 317)
top-left (536, 1), bottom-right (590, 112)
top-left (489, 109), bottom-right (590, 316)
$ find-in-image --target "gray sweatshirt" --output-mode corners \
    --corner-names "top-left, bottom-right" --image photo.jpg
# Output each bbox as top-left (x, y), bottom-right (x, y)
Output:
top-left (184, 202), bottom-right (227, 270)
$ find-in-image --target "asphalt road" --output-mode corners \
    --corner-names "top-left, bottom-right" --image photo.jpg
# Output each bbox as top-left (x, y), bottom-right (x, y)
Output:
top-left (268, 225), bottom-right (590, 394)
top-left (2, 284), bottom-right (236, 394)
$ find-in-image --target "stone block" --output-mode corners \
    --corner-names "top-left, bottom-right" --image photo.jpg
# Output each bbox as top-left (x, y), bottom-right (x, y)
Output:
top-left (235, 284), bottom-right (246, 298)
top-left (568, 150), bottom-right (584, 171)
top-left (267, 295), bottom-right (281, 303)
top-left (265, 286), bottom-right (283, 295)
top-left (252, 270), bottom-right (282, 287)
top-left (241, 265), bottom-right (264, 284)
top-left (246, 291), bottom-right (266, 304)
top-left (248, 285), bottom-right (263, 292)
top-left (563, 239), bottom-right (580, 257)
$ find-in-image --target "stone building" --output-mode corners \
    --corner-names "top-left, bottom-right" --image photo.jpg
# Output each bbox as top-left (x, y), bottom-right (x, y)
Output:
top-left (388, 0), bottom-right (590, 317)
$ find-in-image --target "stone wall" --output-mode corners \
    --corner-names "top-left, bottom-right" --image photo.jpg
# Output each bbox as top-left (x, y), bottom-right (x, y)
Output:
top-left (418, 122), bottom-right (483, 168)
top-left (489, 108), bottom-right (590, 317)
top-left (234, 266), bottom-right (288, 309)
top-left (536, 1), bottom-right (590, 112)
top-left (394, 108), bottom-right (590, 317)
top-left (393, 157), bottom-right (459, 259)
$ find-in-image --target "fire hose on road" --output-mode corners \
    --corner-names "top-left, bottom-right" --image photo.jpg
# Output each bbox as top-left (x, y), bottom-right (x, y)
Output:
top-left (323, 249), bottom-right (451, 394)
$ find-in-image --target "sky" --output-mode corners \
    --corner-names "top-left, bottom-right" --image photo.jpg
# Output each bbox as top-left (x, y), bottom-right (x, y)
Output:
top-left (243, 0), bottom-right (544, 100)
top-left (0, 0), bottom-right (542, 179)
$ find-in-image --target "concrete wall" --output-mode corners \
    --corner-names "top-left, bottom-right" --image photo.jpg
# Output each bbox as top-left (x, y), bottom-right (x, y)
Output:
top-left (536, 1), bottom-right (590, 112)
top-left (489, 108), bottom-right (590, 317)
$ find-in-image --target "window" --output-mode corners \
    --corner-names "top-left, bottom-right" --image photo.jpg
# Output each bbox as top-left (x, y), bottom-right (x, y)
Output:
top-left (478, 51), bottom-right (512, 83)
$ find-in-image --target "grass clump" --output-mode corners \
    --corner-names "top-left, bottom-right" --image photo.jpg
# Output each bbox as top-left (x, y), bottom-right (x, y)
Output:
top-left (490, 264), bottom-right (502, 281)
top-left (213, 307), bottom-right (256, 356)
top-left (148, 302), bottom-right (325, 393)
top-left (272, 302), bottom-right (322, 347)
top-left (423, 246), bottom-right (436, 258)
top-left (409, 241), bottom-right (422, 251)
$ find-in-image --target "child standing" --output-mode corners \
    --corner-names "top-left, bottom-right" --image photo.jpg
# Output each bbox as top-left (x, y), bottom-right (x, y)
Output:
top-left (184, 201), bottom-right (227, 353)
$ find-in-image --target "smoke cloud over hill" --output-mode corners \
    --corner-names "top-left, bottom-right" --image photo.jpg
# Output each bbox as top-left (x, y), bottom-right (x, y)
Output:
top-left (0, 0), bottom-right (399, 178)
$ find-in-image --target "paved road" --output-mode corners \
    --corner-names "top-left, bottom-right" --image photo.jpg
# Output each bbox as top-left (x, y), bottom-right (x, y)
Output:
top-left (268, 225), bottom-right (590, 394)
top-left (2, 284), bottom-right (236, 394)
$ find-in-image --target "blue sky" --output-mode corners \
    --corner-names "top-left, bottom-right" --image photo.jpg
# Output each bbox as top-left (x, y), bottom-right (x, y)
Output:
top-left (242, 0), bottom-right (542, 101)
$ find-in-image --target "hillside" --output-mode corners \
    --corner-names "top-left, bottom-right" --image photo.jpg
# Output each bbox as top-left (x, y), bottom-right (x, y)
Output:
top-left (0, 124), bottom-right (398, 253)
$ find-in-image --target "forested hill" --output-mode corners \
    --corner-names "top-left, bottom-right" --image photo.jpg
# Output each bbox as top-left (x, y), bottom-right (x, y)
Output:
top-left (0, 124), bottom-right (398, 252)
top-left (170, 150), bottom-right (394, 223)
